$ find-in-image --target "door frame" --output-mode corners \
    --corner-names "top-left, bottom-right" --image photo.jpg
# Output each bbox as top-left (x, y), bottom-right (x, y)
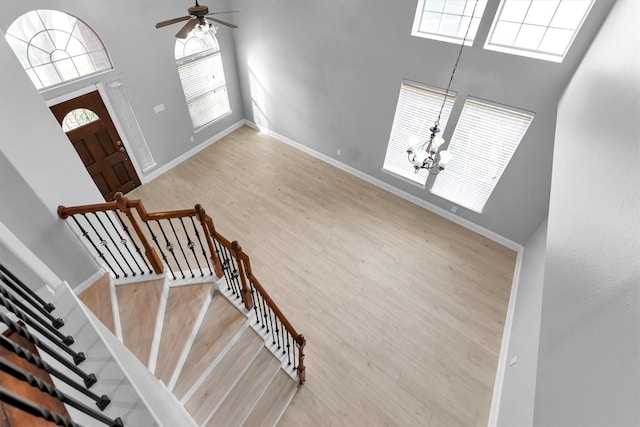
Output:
top-left (45, 83), bottom-right (147, 186)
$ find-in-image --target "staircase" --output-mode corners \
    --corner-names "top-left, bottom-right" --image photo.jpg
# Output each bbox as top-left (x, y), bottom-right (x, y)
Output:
top-left (55, 192), bottom-right (306, 426)
top-left (78, 272), bottom-right (299, 427)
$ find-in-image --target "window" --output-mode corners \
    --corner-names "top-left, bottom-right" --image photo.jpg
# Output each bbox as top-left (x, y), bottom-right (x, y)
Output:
top-left (412, 0), bottom-right (488, 45)
top-left (383, 81), bottom-right (456, 186)
top-left (175, 29), bottom-right (230, 130)
top-left (430, 98), bottom-right (533, 213)
top-left (484, 0), bottom-right (595, 62)
top-left (5, 10), bottom-right (112, 90)
top-left (61, 108), bottom-right (99, 132)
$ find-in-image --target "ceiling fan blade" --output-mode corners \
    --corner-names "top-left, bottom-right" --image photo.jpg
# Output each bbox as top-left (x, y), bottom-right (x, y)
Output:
top-left (155, 15), bottom-right (191, 29)
top-left (205, 11), bottom-right (239, 16)
top-left (207, 17), bottom-right (238, 29)
top-left (176, 19), bottom-right (198, 39)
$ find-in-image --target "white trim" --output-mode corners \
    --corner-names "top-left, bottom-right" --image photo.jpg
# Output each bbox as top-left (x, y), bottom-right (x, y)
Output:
top-left (179, 320), bottom-right (253, 405)
top-left (63, 280), bottom-right (168, 427)
top-left (148, 276), bottom-right (170, 374)
top-left (253, 123), bottom-right (522, 252)
top-left (110, 276), bottom-right (123, 341)
top-left (167, 282), bottom-right (218, 391)
top-left (71, 268), bottom-right (106, 294)
top-left (44, 82), bottom-right (148, 185)
top-left (488, 246), bottom-right (524, 427)
top-left (0, 219), bottom-right (61, 287)
top-left (143, 119), bottom-right (247, 182)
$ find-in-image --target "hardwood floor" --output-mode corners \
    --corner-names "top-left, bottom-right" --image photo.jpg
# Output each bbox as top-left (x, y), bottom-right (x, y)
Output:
top-left (154, 282), bottom-right (212, 385)
top-left (116, 279), bottom-right (164, 366)
top-left (129, 125), bottom-right (517, 426)
top-left (78, 273), bottom-right (115, 335)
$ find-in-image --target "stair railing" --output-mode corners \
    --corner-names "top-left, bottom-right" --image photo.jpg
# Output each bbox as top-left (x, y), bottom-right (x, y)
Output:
top-left (198, 206), bottom-right (306, 383)
top-left (58, 194), bottom-right (306, 384)
top-left (0, 264), bottom-right (122, 426)
top-left (58, 193), bottom-right (224, 281)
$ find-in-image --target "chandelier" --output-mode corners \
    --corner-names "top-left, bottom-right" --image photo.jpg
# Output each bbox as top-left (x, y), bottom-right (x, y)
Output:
top-left (407, 0), bottom-right (480, 175)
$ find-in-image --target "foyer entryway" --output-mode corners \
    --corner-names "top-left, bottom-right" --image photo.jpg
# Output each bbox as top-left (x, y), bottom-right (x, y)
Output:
top-left (50, 91), bottom-right (141, 201)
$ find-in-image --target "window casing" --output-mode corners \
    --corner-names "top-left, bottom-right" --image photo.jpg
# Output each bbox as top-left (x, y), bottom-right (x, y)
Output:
top-left (430, 98), bottom-right (534, 213)
top-left (411, 0), bottom-right (488, 45)
top-left (484, 0), bottom-right (595, 62)
top-left (5, 10), bottom-right (112, 90)
top-left (175, 31), bottom-right (230, 130)
top-left (382, 81), bottom-right (456, 186)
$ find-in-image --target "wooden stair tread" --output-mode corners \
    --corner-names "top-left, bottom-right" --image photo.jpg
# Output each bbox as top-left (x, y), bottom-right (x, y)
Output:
top-left (116, 278), bottom-right (164, 366)
top-left (206, 348), bottom-right (281, 427)
top-left (0, 330), bottom-right (71, 426)
top-left (78, 273), bottom-right (115, 334)
top-left (242, 368), bottom-right (298, 427)
top-left (185, 327), bottom-right (264, 424)
top-left (154, 282), bottom-right (212, 385)
top-left (173, 291), bottom-right (246, 399)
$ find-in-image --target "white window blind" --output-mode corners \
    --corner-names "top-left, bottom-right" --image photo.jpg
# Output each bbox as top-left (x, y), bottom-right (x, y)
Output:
top-left (383, 81), bottom-right (455, 186)
top-left (177, 52), bottom-right (230, 129)
top-left (431, 98), bottom-right (533, 213)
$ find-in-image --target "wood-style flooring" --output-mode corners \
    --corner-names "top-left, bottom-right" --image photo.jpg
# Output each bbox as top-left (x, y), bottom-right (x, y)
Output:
top-left (129, 125), bottom-right (517, 426)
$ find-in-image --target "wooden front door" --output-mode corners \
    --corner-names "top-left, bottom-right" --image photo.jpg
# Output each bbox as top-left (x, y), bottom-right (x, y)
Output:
top-left (50, 91), bottom-right (141, 201)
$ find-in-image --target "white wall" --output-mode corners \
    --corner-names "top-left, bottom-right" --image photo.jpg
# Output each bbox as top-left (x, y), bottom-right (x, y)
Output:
top-left (534, 1), bottom-right (640, 425)
top-left (496, 219), bottom-right (547, 426)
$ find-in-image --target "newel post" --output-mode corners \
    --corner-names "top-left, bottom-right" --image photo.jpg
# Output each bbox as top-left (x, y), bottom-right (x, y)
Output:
top-left (114, 193), bottom-right (164, 275)
top-left (231, 241), bottom-right (253, 311)
top-left (194, 205), bottom-right (224, 278)
top-left (296, 335), bottom-right (306, 384)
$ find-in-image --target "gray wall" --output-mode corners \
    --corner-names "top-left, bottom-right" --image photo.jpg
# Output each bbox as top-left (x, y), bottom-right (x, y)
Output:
top-left (0, 1), bottom-right (245, 178)
top-left (0, 1), bottom-right (245, 285)
top-left (228, 0), bottom-right (613, 244)
top-left (0, 31), bottom-right (99, 285)
top-left (497, 219), bottom-right (547, 426)
top-left (534, 1), bottom-right (640, 425)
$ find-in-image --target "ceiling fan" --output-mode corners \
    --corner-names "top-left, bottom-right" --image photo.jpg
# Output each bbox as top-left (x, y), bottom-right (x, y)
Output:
top-left (155, 1), bottom-right (238, 39)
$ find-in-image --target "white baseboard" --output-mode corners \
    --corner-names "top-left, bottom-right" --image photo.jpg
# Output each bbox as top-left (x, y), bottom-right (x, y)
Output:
top-left (252, 123), bottom-right (522, 252)
top-left (247, 122), bottom-right (525, 426)
top-left (143, 120), bottom-right (248, 183)
top-left (488, 247), bottom-right (524, 427)
top-left (72, 268), bottom-right (106, 294)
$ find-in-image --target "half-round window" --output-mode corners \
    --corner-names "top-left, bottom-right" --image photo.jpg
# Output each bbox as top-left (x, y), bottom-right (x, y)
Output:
top-left (62, 108), bottom-right (99, 132)
top-left (5, 10), bottom-right (112, 90)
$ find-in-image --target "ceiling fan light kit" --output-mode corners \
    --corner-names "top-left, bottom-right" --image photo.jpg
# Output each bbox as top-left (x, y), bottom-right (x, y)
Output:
top-left (155, 1), bottom-right (238, 39)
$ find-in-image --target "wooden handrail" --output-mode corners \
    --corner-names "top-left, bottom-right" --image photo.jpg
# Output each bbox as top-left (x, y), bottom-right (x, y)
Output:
top-left (58, 193), bottom-right (306, 382)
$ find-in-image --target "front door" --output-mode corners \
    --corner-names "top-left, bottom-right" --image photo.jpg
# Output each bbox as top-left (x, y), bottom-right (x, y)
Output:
top-left (50, 91), bottom-right (141, 201)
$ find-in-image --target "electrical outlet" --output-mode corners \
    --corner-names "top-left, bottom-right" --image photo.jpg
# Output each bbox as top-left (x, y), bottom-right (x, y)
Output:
top-left (190, 136), bottom-right (195, 143)
top-left (510, 355), bottom-right (518, 366)
top-left (154, 103), bottom-right (165, 113)
top-left (451, 206), bottom-right (458, 213)
top-left (337, 149), bottom-right (342, 156)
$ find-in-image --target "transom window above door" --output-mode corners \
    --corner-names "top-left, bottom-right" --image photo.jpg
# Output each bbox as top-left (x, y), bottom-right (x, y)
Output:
top-left (61, 108), bottom-right (99, 132)
top-left (5, 10), bottom-right (112, 90)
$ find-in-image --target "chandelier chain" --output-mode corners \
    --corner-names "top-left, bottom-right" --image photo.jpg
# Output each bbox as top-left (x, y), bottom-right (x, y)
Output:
top-left (435, 0), bottom-right (480, 128)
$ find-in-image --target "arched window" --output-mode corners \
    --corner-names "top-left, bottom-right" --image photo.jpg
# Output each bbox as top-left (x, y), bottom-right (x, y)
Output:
top-left (61, 108), bottom-right (99, 132)
top-left (5, 10), bottom-right (112, 90)
top-left (175, 27), bottom-right (230, 129)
